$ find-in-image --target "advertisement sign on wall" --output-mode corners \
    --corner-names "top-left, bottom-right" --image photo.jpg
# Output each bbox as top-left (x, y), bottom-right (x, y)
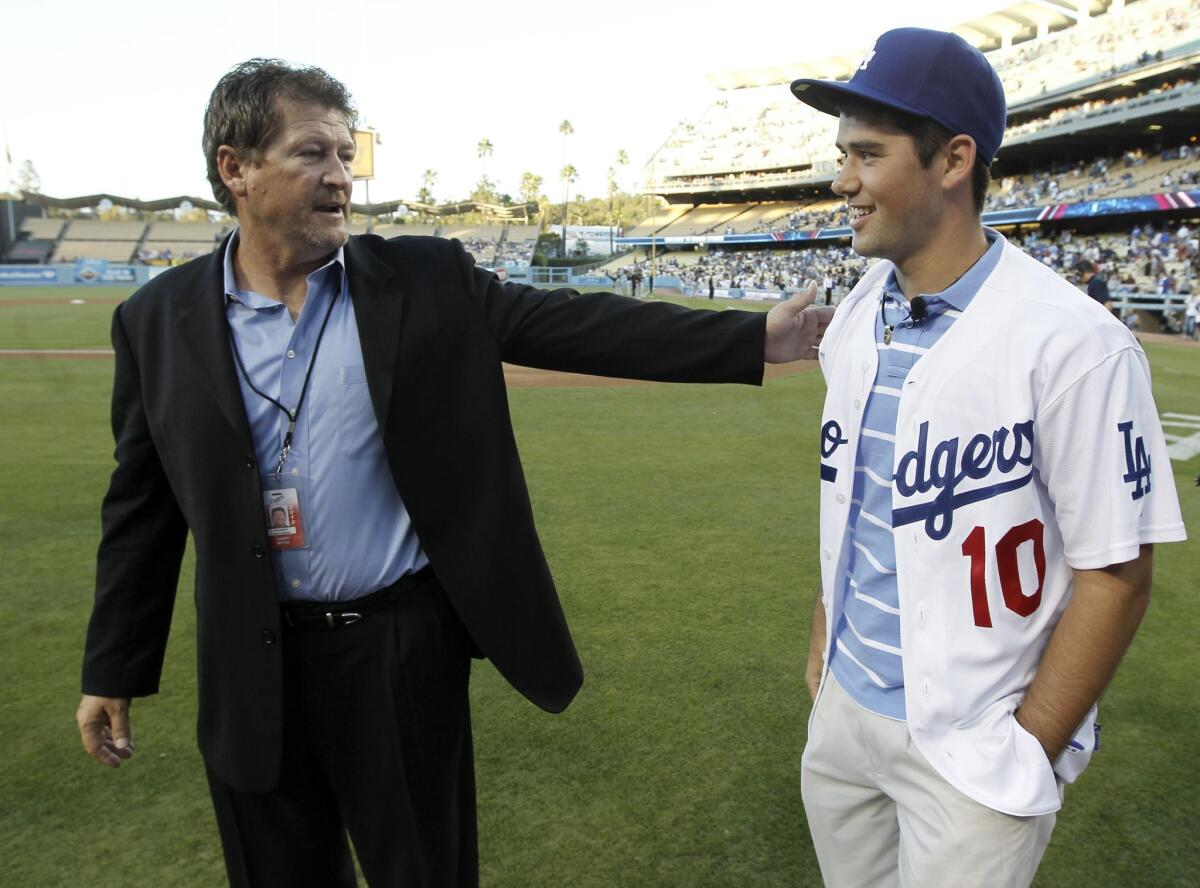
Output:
top-left (0, 267), bottom-right (59, 284)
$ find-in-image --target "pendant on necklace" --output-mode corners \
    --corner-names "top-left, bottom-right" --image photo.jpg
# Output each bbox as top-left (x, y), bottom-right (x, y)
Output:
top-left (884, 325), bottom-right (894, 345)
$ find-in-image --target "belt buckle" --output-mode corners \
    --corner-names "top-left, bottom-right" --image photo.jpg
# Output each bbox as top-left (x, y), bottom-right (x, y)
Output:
top-left (325, 611), bottom-right (363, 628)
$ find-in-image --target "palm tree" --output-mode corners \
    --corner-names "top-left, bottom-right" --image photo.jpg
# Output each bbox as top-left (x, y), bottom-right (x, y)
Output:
top-left (558, 120), bottom-right (574, 179)
top-left (476, 138), bottom-right (494, 182)
top-left (519, 172), bottom-right (543, 206)
top-left (611, 149), bottom-right (630, 235)
top-left (560, 163), bottom-right (578, 255)
top-left (418, 169), bottom-right (438, 219)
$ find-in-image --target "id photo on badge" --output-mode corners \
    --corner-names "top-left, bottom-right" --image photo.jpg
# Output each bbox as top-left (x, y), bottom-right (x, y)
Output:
top-left (262, 477), bottom-right (308, 550)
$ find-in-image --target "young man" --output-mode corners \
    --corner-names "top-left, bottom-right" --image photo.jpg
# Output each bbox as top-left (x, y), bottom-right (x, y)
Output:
top-left (75, 59), bottom-right (829, 888)
top-left (791, 28), bottom-right (1185, 887)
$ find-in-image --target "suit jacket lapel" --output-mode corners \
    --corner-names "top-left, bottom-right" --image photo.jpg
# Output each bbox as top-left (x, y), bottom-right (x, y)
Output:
top-left (345, 236), bottom-right (406, 433)
top-left (175, 239), bottom-right (254, 446)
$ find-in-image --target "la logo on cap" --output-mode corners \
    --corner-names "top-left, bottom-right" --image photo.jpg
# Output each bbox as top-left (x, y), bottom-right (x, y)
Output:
top-left (859, 47), bottom-right (877, 71)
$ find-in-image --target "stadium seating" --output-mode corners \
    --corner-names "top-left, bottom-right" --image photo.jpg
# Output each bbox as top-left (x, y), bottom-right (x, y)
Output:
top-left (660, 204), bottom-right (749, 236)
top-left (649, 0), bottom-right (1200, 194)
top-left (62, 220), bottom-right (146, 241)
top-left (52, 241), bottom-right (138, 262)
top-left (624, 204), bottom-right (692, 237)
top-left (52, 219), bottom-right (146, 263)
top-left (494, 225), bottom-right (538, 266)
top-left (725, 202), bottom-right (803, 233)
top-left (144, 221), bottom-right (223, 243)
top-left (372, 224), bottom-right (439, 238)
top-left (138, 221), bottom-right (226, 263)
top-left (986, 0), bottom-right (1200, 106)
top-left (19, 218), bottom-right (65, 240)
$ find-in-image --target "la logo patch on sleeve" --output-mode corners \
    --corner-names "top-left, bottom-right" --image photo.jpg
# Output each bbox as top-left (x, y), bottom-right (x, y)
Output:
top-left (1118, 420), bottom-right (1152, 500)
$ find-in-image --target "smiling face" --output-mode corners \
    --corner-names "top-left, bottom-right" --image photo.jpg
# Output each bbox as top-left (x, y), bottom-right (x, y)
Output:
top-left (229, 98), bottom-right (355, 264)
top-left (831, 113), bottom-right (946, 272)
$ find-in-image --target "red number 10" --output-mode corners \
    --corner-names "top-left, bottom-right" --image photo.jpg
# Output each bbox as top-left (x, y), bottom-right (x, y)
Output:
top-left (960, 519), bottom-right (1046, 628)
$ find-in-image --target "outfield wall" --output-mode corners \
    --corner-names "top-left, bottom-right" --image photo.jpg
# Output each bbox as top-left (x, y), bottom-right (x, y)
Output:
top-left (0, 262), bottom-right (159, 286)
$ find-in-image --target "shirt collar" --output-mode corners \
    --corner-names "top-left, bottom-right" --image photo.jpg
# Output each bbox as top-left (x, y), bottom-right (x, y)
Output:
top-left (222, 229), bottom-right (346, 310)
top-left (883, 228), bottom-right (1003, 312)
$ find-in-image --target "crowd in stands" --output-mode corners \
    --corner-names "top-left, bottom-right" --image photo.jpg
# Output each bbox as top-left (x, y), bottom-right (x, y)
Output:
top-left (652, 0), bottom-right (1200, 191)
top-left (684, 246), bottom-right (866, 295)
top-left (758, 204), bottom-right (851, 234)
top-left (987, 0), bottom-right (1199, 104)
top-left (987, 141), bottom-right (1200, 210)
top-left (654, 90), bottom-right (838, 183)
top-left (605, 215), bottom-right (1200, 338)
top-left (460, 238), bottom-right (496, 264)
top-left (13, 219), bottom-right (535, 268)
top-left (684, 140), bottom-right (1200, 238)
top-left (1005, 78), bottom-right (1198, 142)
top-left (613, 245), bottom-right (868, 299)
top-left (983, 223), bottom-right (1198, 330)
top-left (136, 245), bottom-right (212, 264)
top-left (492, 238), bottom-right (536, 266)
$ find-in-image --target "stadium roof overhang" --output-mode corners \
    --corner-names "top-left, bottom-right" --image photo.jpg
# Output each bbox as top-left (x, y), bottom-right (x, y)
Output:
top-left (22, 192), bottom-right (539, 220)
top-left (706, 0), bottom-right (1113, 90)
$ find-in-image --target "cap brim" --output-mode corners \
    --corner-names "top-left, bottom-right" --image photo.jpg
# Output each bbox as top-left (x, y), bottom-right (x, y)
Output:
top-left (790, 77), bottom-right (946, 128)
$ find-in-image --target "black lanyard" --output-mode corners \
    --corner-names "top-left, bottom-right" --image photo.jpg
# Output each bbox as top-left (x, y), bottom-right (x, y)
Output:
top-left (227, 287), bottom-right (340, 477)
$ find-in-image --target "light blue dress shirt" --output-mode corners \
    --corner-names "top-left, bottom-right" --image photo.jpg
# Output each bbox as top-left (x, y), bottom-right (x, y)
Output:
top-left (828, 231), bottom-right (1003, 719)
top-left (223, 234), bottom-right (428, 602)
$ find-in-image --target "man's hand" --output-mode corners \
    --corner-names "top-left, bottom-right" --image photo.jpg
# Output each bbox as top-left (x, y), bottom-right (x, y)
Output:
top-left (1014, 546), bottom-right (1153, 762)
top-left (76, 695), bottom-right (134, 768)
top-left (765, 280), bottom-right (837, 363)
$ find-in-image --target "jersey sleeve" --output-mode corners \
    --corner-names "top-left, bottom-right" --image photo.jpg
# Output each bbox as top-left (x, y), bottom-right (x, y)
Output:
top-left (1035, 346), bottom-right (1186, 570)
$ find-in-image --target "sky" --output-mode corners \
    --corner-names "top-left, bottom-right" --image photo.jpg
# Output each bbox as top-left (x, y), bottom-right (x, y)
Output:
top-left (1, 0), bottom-right (1010, 208)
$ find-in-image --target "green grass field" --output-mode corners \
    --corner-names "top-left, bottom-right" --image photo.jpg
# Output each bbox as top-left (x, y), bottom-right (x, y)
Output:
top-left (1, 287), bottom-right (1197, 886)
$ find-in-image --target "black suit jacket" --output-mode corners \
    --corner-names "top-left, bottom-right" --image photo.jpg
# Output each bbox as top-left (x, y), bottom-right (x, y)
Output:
top-left (82, 234), bottom-right (767, 791)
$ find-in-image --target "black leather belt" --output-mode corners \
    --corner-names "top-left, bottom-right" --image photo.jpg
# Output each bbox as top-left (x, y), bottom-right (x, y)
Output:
top-left (280, 565), bottom-right (434, 630)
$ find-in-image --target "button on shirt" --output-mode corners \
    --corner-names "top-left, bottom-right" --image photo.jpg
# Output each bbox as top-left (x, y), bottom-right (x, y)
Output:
top-left (224, 234), bottom-right (428, 601)
top-left (828, 232), bottom-right (1003, 720)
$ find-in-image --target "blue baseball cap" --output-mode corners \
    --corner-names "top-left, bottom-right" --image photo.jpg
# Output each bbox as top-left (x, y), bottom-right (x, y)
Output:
top-left (790, 27), bottom-right (1007, 165)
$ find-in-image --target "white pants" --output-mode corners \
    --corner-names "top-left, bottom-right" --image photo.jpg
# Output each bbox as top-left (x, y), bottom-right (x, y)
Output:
top-left (801, 674), bottom-right (1056, 888)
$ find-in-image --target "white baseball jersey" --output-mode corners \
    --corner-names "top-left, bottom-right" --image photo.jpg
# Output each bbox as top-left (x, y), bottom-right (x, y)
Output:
top-left (814, 234), bottom-right (1187, 816)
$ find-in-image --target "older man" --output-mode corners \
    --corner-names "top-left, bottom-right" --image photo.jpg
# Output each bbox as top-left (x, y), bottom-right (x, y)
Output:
top-left (75, 59), bottom-right (829, 887)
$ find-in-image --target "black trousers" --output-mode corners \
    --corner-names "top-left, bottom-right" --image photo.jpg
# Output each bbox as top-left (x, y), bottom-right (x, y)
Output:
top-left (207, 571), bottom-right (478, 887)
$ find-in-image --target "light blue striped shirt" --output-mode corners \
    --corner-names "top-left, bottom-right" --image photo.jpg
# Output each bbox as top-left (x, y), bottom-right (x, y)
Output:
top-left (828, 231), bottom-right (1003, 719)
top-left (223, 234), bottom-right (428, 602)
